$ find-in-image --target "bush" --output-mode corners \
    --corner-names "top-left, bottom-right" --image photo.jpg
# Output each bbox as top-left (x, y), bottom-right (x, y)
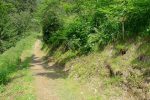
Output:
top-left (125, 0), bottom-right (150, 34)
top-left (41, 0), bottom-right (150, 55)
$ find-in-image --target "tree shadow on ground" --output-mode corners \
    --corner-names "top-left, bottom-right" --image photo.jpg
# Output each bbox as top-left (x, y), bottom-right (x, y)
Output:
top-left (30, 55), bottom-right (69, 80)
top-left (6, 56), bottom-right (33, 84)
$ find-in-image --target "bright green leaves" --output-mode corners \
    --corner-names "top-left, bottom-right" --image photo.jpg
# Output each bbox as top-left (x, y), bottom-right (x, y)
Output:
top-left (41, 0), bottom-right (150, 55)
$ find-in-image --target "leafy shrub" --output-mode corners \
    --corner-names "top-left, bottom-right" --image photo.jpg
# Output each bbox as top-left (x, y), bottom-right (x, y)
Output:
top-left (125, 0), bottom-right (150, 34)
top-left (41, 0), bottom-right (150, 55)
top-left (42, 10), bottom-right (62, 43)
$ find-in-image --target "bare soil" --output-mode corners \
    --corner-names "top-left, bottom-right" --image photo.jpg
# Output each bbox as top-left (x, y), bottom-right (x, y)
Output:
top-left (30, 40), bottom-right (60, 100)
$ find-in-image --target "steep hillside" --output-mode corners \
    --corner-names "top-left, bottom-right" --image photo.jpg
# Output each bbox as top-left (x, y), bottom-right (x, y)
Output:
top-left (50, 38), bottom-right (150, 99)
top-left (39, 0), bottom-right (150, 99)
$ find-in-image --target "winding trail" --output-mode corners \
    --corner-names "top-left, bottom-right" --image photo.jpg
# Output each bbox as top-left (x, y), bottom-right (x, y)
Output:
top-left (30, 40), bottom-right (60, 100)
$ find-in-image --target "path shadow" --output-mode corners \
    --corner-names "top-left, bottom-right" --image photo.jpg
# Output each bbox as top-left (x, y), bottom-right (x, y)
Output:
top-left (6, 56), bottom-right (33, 84)
top-left (31, 55), bottom-right (68, 80)
top-left (9, 74), bottom-right (25, 82)
top-left (35, 72), bottom-right (66, 79)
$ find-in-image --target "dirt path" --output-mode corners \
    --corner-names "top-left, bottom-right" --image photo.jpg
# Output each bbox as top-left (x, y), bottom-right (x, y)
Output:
top-left (30, 40), bottom-right (60, 100)
top-left (30, 40), bottom-right (98, 100)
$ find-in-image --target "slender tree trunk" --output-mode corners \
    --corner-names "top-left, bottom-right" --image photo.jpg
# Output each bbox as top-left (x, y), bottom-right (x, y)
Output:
top-left (122, 21), bottom-right (125, 40)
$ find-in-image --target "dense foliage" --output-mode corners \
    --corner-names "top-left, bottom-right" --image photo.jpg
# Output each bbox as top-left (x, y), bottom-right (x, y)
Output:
top-left (41, 0), bottom-right (150, 54)
top-left (0, 0), bottom-right (39, 84)
top-left (0, 0), bottom-right (37, 53)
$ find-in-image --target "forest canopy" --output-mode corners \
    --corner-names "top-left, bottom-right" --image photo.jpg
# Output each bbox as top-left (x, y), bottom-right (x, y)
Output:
top-left (0, 0), bottom-right (37, 53)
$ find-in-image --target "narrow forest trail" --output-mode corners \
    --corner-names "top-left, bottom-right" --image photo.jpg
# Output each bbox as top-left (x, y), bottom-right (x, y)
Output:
top-left (30, 40), bottom-right (61, 100)
top-left (30, 40), bottom-right (95, 100)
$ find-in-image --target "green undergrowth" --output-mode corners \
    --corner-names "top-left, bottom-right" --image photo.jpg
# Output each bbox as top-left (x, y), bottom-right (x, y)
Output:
top-left (0, 33), bottom-right (37, 100)
top-left (50, 37), bottom-right (150, 99)
top-left (0, 69), bottom-right (35, 100)
top-left (0, 33), bottom-right (37, 84)
top-left (58, 79), bottom-right (102, 100)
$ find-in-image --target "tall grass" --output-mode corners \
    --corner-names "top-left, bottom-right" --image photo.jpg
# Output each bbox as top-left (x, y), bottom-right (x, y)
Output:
top-left (0, 33), bottom-right (37, 84)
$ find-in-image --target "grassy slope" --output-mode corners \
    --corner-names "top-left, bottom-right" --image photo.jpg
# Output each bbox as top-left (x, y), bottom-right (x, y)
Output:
top-left (53, 78), bottom-right (101, 100)
top-left (0, 69), bottom-right (35, 100)
top-left (51, 37), bottom-right (150, 99)
top-left (0, 33), bottom-right (37, 100)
